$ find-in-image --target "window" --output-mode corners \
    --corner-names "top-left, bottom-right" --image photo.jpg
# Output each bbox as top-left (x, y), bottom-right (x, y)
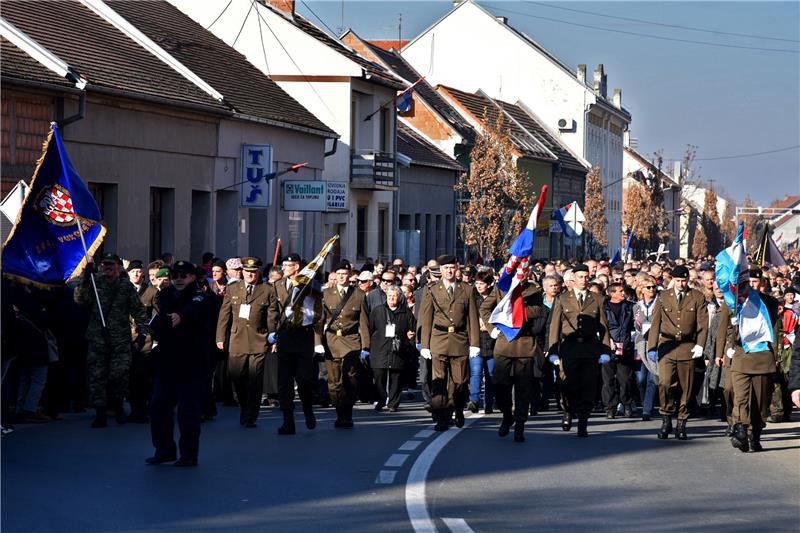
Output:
top-left (380, 107), bottom-right (391, 153)
top-left (357, 205), bottom-right (367, 259)
top-left (150, 187), bottom-right (174, 262)
top-left (88, 182), bottom-right (118, 258)
top-left (288, 211), bottom-right (304, 257)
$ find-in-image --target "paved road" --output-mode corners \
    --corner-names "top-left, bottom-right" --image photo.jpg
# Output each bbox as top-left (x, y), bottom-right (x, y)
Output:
top-left (3, 401), bottom-right (799, 533)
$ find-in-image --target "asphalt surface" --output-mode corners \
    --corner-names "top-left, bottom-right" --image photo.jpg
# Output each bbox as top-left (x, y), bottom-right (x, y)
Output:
top-left (3, 401), bottom-right (799, 533)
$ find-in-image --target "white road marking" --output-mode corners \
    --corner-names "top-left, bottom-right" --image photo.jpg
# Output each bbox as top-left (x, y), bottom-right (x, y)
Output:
top-left (375, 470), bottom-right (397, 484)
top-left (405, 414), bottom-right (484, 533)
top-left (399, 440), bottom-right (423, 451)
top-left (385, 453), bottom-right (410, 467)
top-left (441, 518), bottom-right (475, 533)
top-left (414, 429), bottom-right (436, 439)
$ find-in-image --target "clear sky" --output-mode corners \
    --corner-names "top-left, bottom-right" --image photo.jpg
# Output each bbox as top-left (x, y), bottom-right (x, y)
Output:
top-left (298, 0), bottom-right (800, 206)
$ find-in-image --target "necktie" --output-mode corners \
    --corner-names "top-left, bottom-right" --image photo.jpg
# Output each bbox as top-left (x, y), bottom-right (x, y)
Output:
top-left (447, 284), bottom-right (454, 299)
top-left (578, 292), bottom-right (584, 306)
top-left (678, 291), bottom-right (684, 305)
top-left (247, 284), bottom-right (253, 297)
top-left (340, 287), bottom-right (346, 299)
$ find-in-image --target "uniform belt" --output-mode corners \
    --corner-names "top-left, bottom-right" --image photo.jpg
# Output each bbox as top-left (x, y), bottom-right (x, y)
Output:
top-left (330, 325), bottom-right (357, 337)
top-left (287, 324), bottom-right (314, 332)
top-left (434, 324), bottom-right (465, 334)
top-left (660, 333), bottom-right (694, 342)
top-left (563, 333), bottom-right (588, 343)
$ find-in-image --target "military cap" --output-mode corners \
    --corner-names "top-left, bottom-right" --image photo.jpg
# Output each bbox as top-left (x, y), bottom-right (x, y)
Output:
top-left (334, 260), bottom-right (352, 272)
top-left (212, 259), bottom-right (227, 270)
top-left (748, 268), bottom-right (763, 279)
top-left (671, 265), bottom-right (690, 279)
top-left (127, 259), bottom-right (144, 271)
top-left (784, 286), bottom-right (796, 295)
top-left (429, 265), bottom-right (441, 279)
top-left (242, 257), bottom-right (263, 272)
top-left (100, 252), bottom-right (122, 265)
top-left (283, 253), bottom-right (302, 264)
top-left (461, 264), bottom-right (475, 275)
top-left (226, 257), bottom-right (243, 270)
top-left (573, 263), bottom-right (589, 273)
top-left (172, 260), bottom-right (196, 274)
top-left (437, 254), bottom-right (457, 266)
top-left (155, 267), bottom-right (171, 278)
top-left (357, 270), bottom-right (373, 281)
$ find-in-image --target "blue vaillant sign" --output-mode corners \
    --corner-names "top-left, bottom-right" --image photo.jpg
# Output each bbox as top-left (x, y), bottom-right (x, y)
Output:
top-left (240, 144), bottom-right (273, 208)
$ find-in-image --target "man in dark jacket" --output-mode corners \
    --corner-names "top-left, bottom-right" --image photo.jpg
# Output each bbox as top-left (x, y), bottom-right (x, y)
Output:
top-left (603, 282), bottom-right (636, 418)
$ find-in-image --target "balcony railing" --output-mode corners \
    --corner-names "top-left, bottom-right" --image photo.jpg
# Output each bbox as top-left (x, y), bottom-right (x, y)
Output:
top-left (350, 150), bottom-right (397, 190)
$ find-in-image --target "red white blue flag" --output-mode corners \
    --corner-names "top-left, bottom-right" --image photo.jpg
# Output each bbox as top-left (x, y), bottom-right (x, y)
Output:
top-left (490, 185), bottom-right (548, 341)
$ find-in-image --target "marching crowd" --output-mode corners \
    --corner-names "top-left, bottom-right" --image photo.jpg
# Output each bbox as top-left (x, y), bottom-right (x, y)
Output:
top-left (2, 248), bottom-right (800, 466)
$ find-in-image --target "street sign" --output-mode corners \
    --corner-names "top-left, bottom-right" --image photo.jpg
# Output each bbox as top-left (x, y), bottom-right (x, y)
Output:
top-left (240, 144), bottom-right (272, 208)
top-left (283, 180), bottom-right (326, 211)
top-left (326, 181), bottom-right (348, 211)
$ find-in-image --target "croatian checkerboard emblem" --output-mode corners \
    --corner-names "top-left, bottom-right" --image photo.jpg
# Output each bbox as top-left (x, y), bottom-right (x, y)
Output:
top-left (33, 184), bottom-right (76, 226)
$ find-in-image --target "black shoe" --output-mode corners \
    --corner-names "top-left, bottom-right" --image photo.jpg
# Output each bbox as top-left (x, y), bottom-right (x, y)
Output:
top-left (730, 424), bottom-right (749, 452)
top-left (454, 410), bottom-right (465, 428)
top-left (388, 406), bottom-right (398, 413)
top-left (675, 419), bottom-right (688, 440)
top-left (374, 402), bottom-right (384, 412)
top-left (434, 420), bottom-right (449, 431)
top-left (145, 454), bottom-right (177, 465)
top-left (245, 421), bottom-right (257, 428)
top-left (513, 421), bottom-right (525, 443)
top-left (624, 405), bottom-right (634, 418)
top-left (278, 412), bottom-right (296, 435)
top-left (561, 413), bottom-right (572, 432)
top-left (173, 457), bottom-right (198, 467)
top-left (658, 416), bottom-right (672, 440)
top-left (749, 429), bottom-right (763, 452)
top-left (642, 415), bottom-right (651, 422)
top-left (530, 407), bottom-right (538, 417)
top-left (498, 413), bottom-right (513, 437)
top-left (467, 401), bottom-right (479, 414)
top-left (304, 407), bottom-right (317, 430)
top-left (91, 409), bottom-right (107, 429)
top-left (577, 418), bottom-right (588, 437)
top-left (606, 409), bottom-right (616, 420)
top-left (484, 407), bottom-right (494, 414)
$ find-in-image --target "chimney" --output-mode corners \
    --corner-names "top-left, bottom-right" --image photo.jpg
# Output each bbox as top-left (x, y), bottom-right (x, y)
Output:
top-left (672, 161), bottom-right (683, 184)
top-left (453, 0), bottom-right (464, 6)
top-left (577, 64), bottom-right (586, 84)
top-left (496, 16), bottom-right (508, 24)
top-left (593, 64), bottom-right (607, 98)
top-left (267, 0), bottom-right (295, 16)
top-left (613, 88), bottom-right (622, 109)
top-left (623, 130), bottom-right (630, 148)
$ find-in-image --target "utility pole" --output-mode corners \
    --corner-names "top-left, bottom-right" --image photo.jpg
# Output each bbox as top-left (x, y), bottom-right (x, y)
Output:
top-left (398, 13), bottom-right (402, 51)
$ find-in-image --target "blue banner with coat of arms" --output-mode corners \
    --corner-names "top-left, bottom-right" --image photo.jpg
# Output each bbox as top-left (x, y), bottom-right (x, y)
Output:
top-left (2, 122), bottom-right (105, 288)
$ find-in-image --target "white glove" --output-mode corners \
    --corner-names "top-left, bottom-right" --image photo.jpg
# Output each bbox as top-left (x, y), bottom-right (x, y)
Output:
top-left (490, 328), bottom-right (500, 339)
top-left (726, 348), bottom-right (735, 359)
top-left (549, 355), bottom-right (560, 366)
top-left (691, 344), bottom-right (704, 359)
top-left (359, 350), bottom-right (369, 360)
top-left (469, 346), bottom-right (481, 358)
top-left (415, 343), bottom-right (422, 351)
top-left (420, 348), bottom-right (432, 360)
top-left (284, 308), bottom-right (294, 319)
top-left (314, 344), bottom-right (324, 355)
top-left (268, 332), bottom-right (276, 344)
top-left (598, 354), bottom-right (611, 364)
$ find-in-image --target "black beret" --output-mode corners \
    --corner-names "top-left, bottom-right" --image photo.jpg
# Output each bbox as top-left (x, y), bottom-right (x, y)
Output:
top-left (283, 253), bottom-right (302, 263)
top-left (212, 259), bottom-right (227, 269)
top-left (462, 265), bottom-right (475, 275)
top-left (672, 265), bottom-right (690, 279)
top-left (242, 257), bottom-right (263, 272)
top-left (437, 254), bottom-right (457, 266)
top-left (100, 252), bottom-right (122, 265)
top-left (334, 260), bottom-right (352, 272)
top-left (172, 260), bottom-right (196, 274)
top-left (748, 268), bottom-right (763, 279)
top-left (127, 260), bottom-right (144, 271)
top-left (573, 264), bottom-right (589, 273)
top-left (361, 263), bottom-right (374, 273)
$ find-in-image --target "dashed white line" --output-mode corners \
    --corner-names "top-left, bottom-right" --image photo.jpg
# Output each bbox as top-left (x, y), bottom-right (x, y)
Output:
top-left (399, 440), bottom-right (423, 451)
top-left (414, 429), bottom-right (436, 439)
top-left (375, 470), bottom-right (397, 484)
top-left (384, 453), bottom-right (410, 467)
top-left (441, 518), bottom-right (475, 533)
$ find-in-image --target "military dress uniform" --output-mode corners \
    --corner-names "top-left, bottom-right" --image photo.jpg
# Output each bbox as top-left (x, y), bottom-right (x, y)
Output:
top-left (274, 269), bottom-right (323, 435)
top-left (74, 253), bottom-right (148, 427)
top-left (322, 273), bottom-right (370, 428)
top-left (147, 261), bottom-right (210, 466)
top-left (480, 282), bottom-right (548, 442)
top-left (717, 294), bottom-right (780, 452)
top-left (215, 257), bottom-right (278, 427)
top-left (419, 269), bottom-right (480, 431)
top-left (647, 283), bottom-right (708, 439)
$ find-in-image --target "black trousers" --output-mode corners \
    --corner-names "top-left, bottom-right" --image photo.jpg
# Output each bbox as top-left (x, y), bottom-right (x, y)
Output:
top-left (494, 356), bottom-right (534, 422)
top-left (419, 354), bottom-right (432, 403)
top-left (128, 351), bottom-right (153, 416)
top-left (373, 367), bottom-right (402, 409)
top-left (560, 358), bottom-right (600, 419)
top-left (601, 358), bottom-right (634, 409)
top-left (277, 351), bottom-right (317, 412)
top-left (228, 352), bottom-right (265, 424)
top-left (212, 356), bottom-right (236, 404)
top-left (150, 376), bottom-right (203, 461)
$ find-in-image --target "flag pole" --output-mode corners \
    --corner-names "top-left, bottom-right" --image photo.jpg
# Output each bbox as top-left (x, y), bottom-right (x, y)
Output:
top-left (273, 237), bottom-right (282, 267)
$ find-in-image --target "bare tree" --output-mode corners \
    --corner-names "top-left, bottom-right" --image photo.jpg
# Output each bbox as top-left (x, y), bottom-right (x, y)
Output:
top-left (584, 165), bottom-right (607, 257)
top-left (702, 187), bottom-right (722, 253)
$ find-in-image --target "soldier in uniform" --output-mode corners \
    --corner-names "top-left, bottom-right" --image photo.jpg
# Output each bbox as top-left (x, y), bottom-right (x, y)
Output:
top-left (548, 264), bottom-right (612, 437)
top-left (646, 265), bottom-right (708, 440)
top-left (146, 261), bottom-right (210, 467)
top-left (718, 269), bottom-right (780, 452)
top-left (419, 255), bottom-right (480, 431)
top-left (74, 253), bottom-right (148, 428)
top-left (215, 257), bottom-right (278, 428)
top-left (480, 277), bottom-right (548, 442)
top-left (322, 260), bottom-right (370, 428)
top-left (272, 253), bottom-right (323, 435)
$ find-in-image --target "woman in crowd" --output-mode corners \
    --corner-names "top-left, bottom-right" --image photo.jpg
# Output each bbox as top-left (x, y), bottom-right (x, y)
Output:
top-left (468, 269), bottom-right (496, 414)
top-left (633, 274), bottom-right (659, 421)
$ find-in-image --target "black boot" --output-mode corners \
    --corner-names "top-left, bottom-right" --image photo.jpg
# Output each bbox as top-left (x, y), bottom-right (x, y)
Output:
top-left (434, 411), bottom-right (449, 432)
top-left (675, 419), bottom-right (688, 440)
top-left (623, 405), bottom-right (634, 418)
top-left (658, 416), bottom-right (672, 440)
top-left (576, 417), bottom-right (588, 437)
top-left (454, 408), bottom-right (465, 428)
top-left (91, 408), bottom-right (107, 428)
top-left (730, 423), bottom-right (749, 452)
top-left (748, 427), bottom-right (763, 452)
top-left (561, 412), bottom-right (572, 432)
top-left (513, 420), bottom-right (525, 442)
top-left (303, 404), bottom-right (317, 430)
top-left (342, 405), bottom-right (354, 428)
top-left (277, 411), bottom-right (296, 435)
top-left (606, 408), bottom-right (616, 420)
top-left (334, 407), bottom-right (346, 428)
top-left (498, 411), bottom-right (513, 437)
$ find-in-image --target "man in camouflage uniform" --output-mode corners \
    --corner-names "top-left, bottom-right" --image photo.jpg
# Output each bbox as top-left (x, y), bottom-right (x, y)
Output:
top-left (75, 253), bottom-right (148, 428)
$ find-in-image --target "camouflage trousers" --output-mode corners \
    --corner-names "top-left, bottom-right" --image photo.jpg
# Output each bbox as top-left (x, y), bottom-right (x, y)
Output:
top-left (88, 342), bottom-right (132, 408)
top-left (770, 371), bottom-right (792, 420)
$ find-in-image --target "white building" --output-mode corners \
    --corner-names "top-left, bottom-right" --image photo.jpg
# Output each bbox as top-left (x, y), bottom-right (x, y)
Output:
top-left (680, 182), bottom-right (729, 258)
top-left (402, 0), bottom-right (631, 255)
top-left (767, 194), bottom-right (800, 250)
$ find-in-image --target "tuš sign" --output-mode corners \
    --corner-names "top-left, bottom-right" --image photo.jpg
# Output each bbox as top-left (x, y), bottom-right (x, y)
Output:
top-left (240, 144), bottom-right (273, 208)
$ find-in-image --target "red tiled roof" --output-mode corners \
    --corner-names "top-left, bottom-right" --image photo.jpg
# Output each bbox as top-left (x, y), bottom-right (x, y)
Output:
top-left (0, 37), bottom-right (77, 90)
top-left (367, 39), bottom-right (410, 52)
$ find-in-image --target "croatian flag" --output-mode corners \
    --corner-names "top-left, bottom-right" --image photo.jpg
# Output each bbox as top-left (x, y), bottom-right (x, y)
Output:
top-left (553, 201), bottom-right (584, 237)
top-left (715, 222), bottom-right (750, 317)
top-left (489, 185), bottom-right (548, 341)
top-left (611, 231), bottom-right (634, 266)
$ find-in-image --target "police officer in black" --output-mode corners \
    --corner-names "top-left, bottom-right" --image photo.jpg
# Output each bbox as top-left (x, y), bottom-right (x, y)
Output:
top-left (146, 261), bottom-right (210, 467)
